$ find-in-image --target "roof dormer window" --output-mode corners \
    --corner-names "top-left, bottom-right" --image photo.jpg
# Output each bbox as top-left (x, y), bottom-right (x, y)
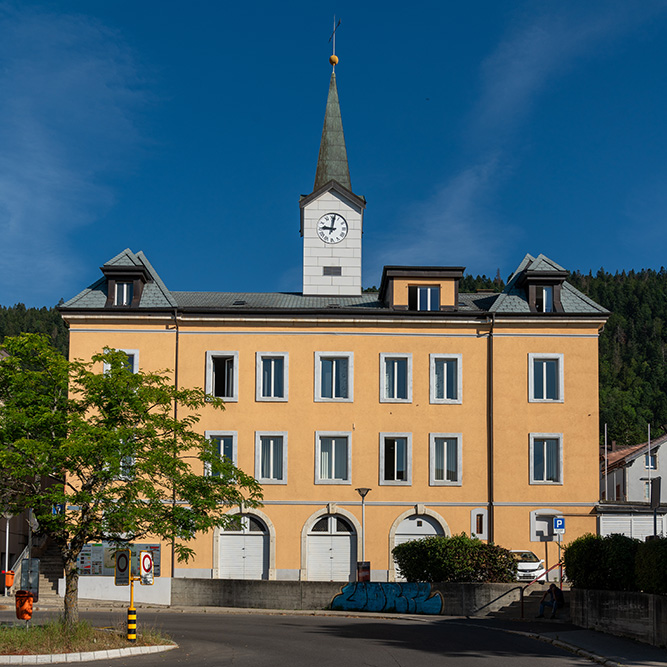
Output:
top-left (536, 286), bottom-right (554, 313)
top-left (115, 282), bottom-right (134, 306)
top-left (409, 286), bottom-right (440, 312)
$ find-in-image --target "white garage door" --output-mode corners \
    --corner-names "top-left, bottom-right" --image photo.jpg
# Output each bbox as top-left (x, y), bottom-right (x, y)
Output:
top-left (219, 515), bottom-right (269, 580)
top-left (307, 515), bottom-right (356, 582)
top-left (394, 515), bottom-right (444, 581)
top-left (600, 514), bottom-right (664, 541)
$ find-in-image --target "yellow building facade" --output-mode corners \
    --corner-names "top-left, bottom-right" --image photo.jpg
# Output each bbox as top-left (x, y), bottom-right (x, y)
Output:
top-left (60, 67), bottom-right (608, 583)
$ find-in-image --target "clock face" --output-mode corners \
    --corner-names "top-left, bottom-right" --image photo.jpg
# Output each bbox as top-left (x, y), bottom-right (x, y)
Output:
top-left (317, 213), bottom-right (349, 244)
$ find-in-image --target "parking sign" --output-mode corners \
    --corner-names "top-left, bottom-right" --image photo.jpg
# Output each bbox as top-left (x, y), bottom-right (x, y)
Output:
top-left (553, 516), bottom-right (565, 534)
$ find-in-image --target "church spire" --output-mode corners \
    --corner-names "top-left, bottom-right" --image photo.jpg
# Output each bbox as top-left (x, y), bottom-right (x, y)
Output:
top-left (313, 67), bottom-right (352, 193)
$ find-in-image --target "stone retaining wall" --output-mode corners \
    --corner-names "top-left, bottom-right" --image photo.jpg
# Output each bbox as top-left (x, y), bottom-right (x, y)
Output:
top-left (170, 579), bottom-right (523, 615)
top-left (571, 589), bottom-right (667, 647)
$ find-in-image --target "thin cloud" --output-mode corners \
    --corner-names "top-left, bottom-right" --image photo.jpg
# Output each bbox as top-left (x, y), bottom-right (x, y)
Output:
top-left (474, 3), bottom-right (666, 141)
top-left (372, 2), bottom-right (667, 280)
top-left (0, 4), bottom-right (146, 305)
top-left (369, 154), bottom-right (515, 276)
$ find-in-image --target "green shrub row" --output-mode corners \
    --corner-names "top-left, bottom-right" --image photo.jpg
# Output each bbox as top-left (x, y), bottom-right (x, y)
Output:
top-left (563, 534), bottom-right (667, 594)
top-left (392, 534), bottom-right (517, 583)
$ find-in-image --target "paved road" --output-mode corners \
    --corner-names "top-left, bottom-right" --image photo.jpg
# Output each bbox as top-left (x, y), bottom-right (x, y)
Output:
top-left (63, 610), bottom-right (592, 666)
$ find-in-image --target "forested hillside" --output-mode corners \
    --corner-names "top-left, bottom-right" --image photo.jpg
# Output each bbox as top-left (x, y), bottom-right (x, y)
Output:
top-left (1, 267), bottom-right (665, 448)
top-left (0, 304), bottom-right (68, 356)
top-left (568, 268), bottom-right (667, 447)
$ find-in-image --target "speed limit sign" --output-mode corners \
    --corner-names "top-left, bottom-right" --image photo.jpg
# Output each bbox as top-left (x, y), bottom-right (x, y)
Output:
top-left (139, 551), bottom-right (154, 586)
top-left (114, 550), bottom-right (130, 586)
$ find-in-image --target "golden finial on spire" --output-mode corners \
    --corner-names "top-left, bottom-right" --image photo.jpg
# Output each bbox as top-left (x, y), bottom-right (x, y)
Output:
top-left (329, 16), bottom-right (341, 67)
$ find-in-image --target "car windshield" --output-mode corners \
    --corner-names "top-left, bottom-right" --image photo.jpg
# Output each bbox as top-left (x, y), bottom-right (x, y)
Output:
top-left (513, 551), bottom-right (540, 563)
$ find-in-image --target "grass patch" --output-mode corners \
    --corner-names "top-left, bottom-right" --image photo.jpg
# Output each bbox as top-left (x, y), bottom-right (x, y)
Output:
top-left (0, 619), bottom-right (173, 655)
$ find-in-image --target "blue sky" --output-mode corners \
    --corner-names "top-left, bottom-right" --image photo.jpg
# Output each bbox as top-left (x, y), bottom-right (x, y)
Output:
top-left (1, 1), bottom-right (667, 306)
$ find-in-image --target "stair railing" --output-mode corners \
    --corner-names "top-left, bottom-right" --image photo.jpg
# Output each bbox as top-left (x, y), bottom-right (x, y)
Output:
top-left (519, 560), bottom-right (563, 618)
top-left (470, 560), bottom-right (564, 618)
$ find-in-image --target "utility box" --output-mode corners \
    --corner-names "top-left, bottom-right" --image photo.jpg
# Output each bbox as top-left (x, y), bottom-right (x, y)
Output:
top-left (20, 559), bottom-right (40, 602)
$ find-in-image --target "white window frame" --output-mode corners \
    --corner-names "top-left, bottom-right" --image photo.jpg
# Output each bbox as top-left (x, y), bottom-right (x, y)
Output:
top-left (416, 285), bottom-right (440, 311)
top-left (429, 433), bottom-right (463, 486)
top-left (429, 354), bottom-right (462, 404)
top-left (536, 286), bottom-right (554, 313)
top-left (115, 281), bottom-right (133, 306)
top-left (206, 351), bottom-right (239, 402)
top-left (528, 353), bottom-right (564, 403)
top-left (254, 431), bottom-right (288, 485)
top-left (380, 353), bottom-right (412, 403)
top-left (379, 432), bottom-right (412, 485)
top-left (314, 352), bottom-right (354, 402)
top-left (103, 349), bottom-right (139, 374)
top-left (645, 453), bottom-right (657, 470)
top-left (204, 430), bottom-right (238, 475)
top-left (471, 508), bottom-right (488, 540)
top-left (529, 433), bottom-right (563, 485)
top-left (315, 431), bottom-right (352, 485)
top-left (255, 352), bottom-right (288, 402)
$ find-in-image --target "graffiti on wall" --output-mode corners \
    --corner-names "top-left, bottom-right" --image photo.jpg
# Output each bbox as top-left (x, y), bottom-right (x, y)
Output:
top-left (331, 582), bottom-right (443, 615)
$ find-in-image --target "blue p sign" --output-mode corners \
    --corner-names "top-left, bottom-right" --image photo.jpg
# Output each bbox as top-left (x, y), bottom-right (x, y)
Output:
top-left (553, 517), bottom-right (565, 534)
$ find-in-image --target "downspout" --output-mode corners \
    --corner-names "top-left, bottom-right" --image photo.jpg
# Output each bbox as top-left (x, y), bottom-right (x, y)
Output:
top-left (487, 314), bottom-right (495, 543)
top-left (171, 307), bottom-right (180, 579)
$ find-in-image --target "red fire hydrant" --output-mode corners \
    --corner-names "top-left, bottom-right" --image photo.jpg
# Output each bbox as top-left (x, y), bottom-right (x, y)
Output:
top-left (15, 590), bottom-right (33, 620)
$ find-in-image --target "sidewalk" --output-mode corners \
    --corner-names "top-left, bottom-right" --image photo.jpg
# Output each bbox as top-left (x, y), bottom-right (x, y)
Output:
top-left (2, 596), bottom-right (667, 667)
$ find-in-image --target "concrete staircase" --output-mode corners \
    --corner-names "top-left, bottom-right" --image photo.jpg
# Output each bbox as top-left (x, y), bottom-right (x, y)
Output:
top-left (32, 539), bottom-right (64, 607)
top-left (486, 585), bottom-right (571, 622)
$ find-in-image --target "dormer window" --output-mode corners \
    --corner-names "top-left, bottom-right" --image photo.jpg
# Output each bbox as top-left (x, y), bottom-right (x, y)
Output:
top-left (115, 282), bottom-right (134, 306)
top-left (536, 286), bottom-right (554, 313)
top-left (409, 286), bottom-right (440, 311)
top-left (101, 263), bottom-right (150, 308)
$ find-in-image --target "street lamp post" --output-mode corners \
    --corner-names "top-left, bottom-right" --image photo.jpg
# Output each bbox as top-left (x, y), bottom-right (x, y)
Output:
top-left (355, 487), bottom-right (371, 581)
top-left (2, 513), bottom-right (11, 596)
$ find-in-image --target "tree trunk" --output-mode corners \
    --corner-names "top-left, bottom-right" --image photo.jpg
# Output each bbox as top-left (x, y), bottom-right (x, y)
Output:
top-left (63, 558), bottom-right (79, 625)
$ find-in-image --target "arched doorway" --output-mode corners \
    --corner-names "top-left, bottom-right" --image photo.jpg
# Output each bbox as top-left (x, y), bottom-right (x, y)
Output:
top-left (306, 514), bottom-right (357, 581)
top-left (218, 514), bottom-right (270, 580)
top-left (393, 514), bottom-right (445, 581)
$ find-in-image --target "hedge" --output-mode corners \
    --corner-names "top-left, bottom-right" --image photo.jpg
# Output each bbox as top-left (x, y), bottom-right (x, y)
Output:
top-left (564, 534), bottom-right (667, 594)
top-left (392, 533), bottom-right (517, 583)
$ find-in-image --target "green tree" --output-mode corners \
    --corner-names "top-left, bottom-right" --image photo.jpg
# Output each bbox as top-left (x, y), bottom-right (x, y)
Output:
top-left (0, 334), bottom-right (262, 624)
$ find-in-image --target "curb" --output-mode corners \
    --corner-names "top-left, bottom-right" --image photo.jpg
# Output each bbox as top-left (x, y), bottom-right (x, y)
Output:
top-left (0, 644), bottom-right (176, 664)
top-left (507, 630), bottom-right (624, 667)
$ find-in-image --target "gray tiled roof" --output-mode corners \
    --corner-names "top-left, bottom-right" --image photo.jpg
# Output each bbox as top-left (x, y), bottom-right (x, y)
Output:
top-left (173, 292), bottom-right (384, 310)
top-left (61, 249), bottom-right (607, 317)
top-left (490, 253), bottom-right (608, 315)
top-left (61, 249), bottom-right (175, 309)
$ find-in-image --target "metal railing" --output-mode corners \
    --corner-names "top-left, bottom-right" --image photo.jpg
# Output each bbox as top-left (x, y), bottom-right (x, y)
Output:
top-left (470, 561), bottom-right (563, 618)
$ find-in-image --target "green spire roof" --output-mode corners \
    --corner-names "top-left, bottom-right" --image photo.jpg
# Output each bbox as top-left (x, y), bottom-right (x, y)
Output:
top-left (313, 71), bottom-right (352, 192)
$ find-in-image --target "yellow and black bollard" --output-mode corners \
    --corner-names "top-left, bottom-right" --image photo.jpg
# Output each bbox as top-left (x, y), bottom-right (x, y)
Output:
top-left (127, 606), bottom-right (137, 642)
top-left (127, 577), bottom-right (137, 642)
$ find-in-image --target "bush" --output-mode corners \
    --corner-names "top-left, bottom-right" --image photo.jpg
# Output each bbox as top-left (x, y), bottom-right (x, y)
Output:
top-left (636, 538), bottom-right (667, 595)
top-left (563, 533), bottom-right (640, 590)
top-left (392, 534), bottom-right (517, 583)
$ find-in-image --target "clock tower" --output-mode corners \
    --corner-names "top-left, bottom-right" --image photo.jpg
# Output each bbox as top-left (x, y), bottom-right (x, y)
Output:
top-left (300, 59), bottom-right (365, 296)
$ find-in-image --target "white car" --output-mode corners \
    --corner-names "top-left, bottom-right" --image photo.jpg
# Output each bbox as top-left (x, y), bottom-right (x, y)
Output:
top-left (511, 550), bottom-right (547, 582)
